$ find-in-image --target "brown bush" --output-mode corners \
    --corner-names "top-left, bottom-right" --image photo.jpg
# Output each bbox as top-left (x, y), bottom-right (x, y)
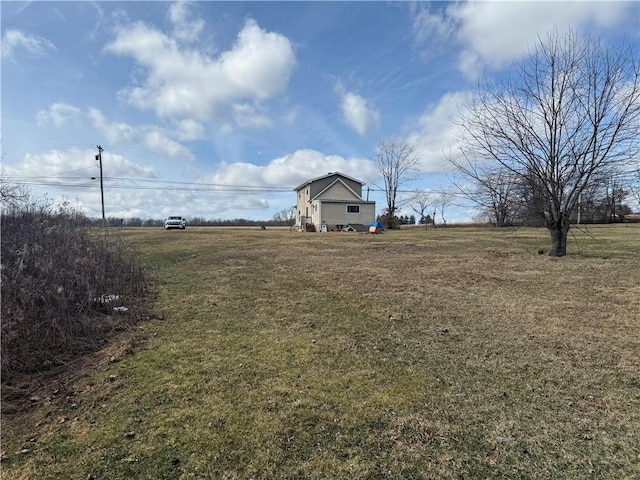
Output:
top-left (1, 201), bottom-right (149, 381)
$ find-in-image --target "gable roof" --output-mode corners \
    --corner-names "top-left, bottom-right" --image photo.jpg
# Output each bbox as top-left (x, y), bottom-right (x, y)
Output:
top-left (293, 171), bottom-right (365, 191)
top-left (312, 177), bottom-right (363, 201)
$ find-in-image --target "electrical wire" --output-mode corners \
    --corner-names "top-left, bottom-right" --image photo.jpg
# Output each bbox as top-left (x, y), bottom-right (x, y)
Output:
top-left (4, 175), bottom-right (298, 194)
top-left (6, 175), bottom-right (467, 196)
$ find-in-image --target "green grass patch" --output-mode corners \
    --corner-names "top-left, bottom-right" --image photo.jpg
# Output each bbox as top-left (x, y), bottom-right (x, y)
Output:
top-left (3, 225), bottom-right (639, 479)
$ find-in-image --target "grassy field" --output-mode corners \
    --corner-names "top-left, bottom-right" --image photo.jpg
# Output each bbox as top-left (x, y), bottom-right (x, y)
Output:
top-left (2, 224), bottom-right (639, 479)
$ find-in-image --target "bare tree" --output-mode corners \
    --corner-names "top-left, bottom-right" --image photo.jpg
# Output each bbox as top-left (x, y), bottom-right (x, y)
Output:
top-left (576, 176), bottom-right (633, 223)
top-left (450, 29), bottom-right (640, 256)
top-left (373, 138), bottom-right (419, 229)
top-left (0, 150), bottom-right (29, 209)
top-left (434, 192), bottom-right (454, 228)
top-left (453, 167), bottom-right (523, 227)
top-left (273, 205), bottom-right (296, 227)
top-left (407, 190), bottom-right (435, 229)
top-left (0, 177), bottom-right (29, 209)
top-left (630, 169), bottom-right (640, 209)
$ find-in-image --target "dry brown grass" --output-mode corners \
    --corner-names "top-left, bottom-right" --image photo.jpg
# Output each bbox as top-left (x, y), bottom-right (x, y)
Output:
top-left (2, 224), bottom-right (639, 479)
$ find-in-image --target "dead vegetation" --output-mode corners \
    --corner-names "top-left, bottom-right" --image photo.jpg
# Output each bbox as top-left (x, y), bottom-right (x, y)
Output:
top-left (1, 202), bottom-right (151, 388)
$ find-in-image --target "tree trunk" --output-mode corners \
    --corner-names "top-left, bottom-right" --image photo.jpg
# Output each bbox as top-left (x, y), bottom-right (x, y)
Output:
top-left (548, 222), bottom-right (570, 257)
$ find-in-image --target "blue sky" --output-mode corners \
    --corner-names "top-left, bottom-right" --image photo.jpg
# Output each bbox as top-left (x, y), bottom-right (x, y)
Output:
top-left (3, 1), bottom-right (639, 222)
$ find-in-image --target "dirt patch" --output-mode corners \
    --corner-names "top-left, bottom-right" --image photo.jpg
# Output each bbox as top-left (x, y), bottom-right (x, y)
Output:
top-left (1, 316), bottom-right (156, 461)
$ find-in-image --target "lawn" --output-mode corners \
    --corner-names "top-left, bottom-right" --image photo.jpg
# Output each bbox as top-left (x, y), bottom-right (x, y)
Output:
top-left (2, 224), bottom-right (639, 479)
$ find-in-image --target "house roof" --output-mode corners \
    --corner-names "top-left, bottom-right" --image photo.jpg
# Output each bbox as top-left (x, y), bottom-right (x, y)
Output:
top-left (293, 171), bottom-right (365, 192)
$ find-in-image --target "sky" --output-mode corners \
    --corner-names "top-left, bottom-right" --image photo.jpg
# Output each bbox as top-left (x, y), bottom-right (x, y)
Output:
top-left (2, 1), bottom-right (639, 223)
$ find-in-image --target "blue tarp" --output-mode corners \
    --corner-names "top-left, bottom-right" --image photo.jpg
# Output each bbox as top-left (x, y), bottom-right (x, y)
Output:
top-left (369, 221), bottom-right (384, 230)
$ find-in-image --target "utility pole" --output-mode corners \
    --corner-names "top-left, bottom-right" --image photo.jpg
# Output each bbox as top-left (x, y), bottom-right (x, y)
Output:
top-left (95, 145), bottom-right (105, 226)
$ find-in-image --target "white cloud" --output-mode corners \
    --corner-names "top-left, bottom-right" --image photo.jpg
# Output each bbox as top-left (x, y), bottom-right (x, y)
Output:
top-left (1, 29), bottom-right (56, 61)
top-left (335, 82), bottom-right (380, 136)
top-left (6, 148), bottom-right (159, 181)
top-left (406, 90), bottom-right (472, 174)
top-left (6, 146), bottom-right (376, 218)
top-left (340, 92), bottom-right (380, 136)
top-left (4, 148), bottom-right (162, 218)
top-left (6, 147), bottom-right (376, 222)
top-left (89, 109), bottom-right (138, 144)
top-left (168, 0), bottom-right (204, 43)
top-left (35, 103), bottom-right (82, 127)
top-left (233, 103), bottom-right (273, 129)
top-left (174, 119), bottom-right (206, 141)
top-left (211, 149), bottom-right (378, 189)
top-left (86, 2), bottom-right (107, 42)
top-left (412, 2), bottom-right (638, 79)
top-left (88, 108), bottom-right (194, 160)
top-left (225, 195), bottom-right (271, 212)
top-left (219, 20), bottom-right (295, 99)
top-left (144, 130), bottom-right (193, 159)
top-left (106, 18), bottom-right (295, 127)
top-left (411, 3), bottom-right (455, 46)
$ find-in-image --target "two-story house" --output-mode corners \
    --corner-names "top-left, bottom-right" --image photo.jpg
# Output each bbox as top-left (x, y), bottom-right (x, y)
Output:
top-left (294, 172), bottom-right (375, 232)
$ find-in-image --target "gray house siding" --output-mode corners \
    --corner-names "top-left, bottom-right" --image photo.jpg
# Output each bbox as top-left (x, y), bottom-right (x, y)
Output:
top-left (294, 172), bottom-right (375, 231)
top-left (317, 201), bottom-right (376, 229)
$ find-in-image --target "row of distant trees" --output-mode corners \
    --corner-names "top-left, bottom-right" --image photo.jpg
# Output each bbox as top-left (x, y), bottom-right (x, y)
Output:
top-left (376, 213), bottom-right (418, 227)
top-left (124, 206), bottom-right (299, 228)
top-left (402, 176), bottom-right (638, 229)
top-left (460, 175), bottom-right (637, 227)
top-left (90, 216), bottom-right (297, 228)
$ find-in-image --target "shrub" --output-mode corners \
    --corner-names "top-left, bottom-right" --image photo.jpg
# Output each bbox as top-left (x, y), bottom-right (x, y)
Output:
top-left (1, 200), bottom-right (150, 381)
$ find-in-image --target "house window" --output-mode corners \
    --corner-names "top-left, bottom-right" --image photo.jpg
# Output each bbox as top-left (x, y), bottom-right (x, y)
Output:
top-left (347, 205), bottom-right (360, 213)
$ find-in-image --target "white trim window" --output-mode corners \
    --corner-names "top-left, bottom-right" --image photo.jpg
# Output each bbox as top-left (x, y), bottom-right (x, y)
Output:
top-left (347, 205), bottom-right (360, 214)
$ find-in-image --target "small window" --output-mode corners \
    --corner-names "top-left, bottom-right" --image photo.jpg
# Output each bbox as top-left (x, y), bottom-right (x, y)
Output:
top-left (347, 205), bottom-right (360, 213)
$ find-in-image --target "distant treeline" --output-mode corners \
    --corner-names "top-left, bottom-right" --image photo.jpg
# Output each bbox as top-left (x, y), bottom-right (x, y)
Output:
top-left (88, 213), bottom-right (639, 229)
top-left (87, 217), bottom-right (294, 228)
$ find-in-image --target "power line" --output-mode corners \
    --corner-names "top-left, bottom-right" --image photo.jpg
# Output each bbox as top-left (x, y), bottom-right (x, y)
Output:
top-left (7, 178), bottom-right (466, 196)
top-left (4, 175), bottom-right (296, 192)
top-left (105, 177), bottom-right (293, 191)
